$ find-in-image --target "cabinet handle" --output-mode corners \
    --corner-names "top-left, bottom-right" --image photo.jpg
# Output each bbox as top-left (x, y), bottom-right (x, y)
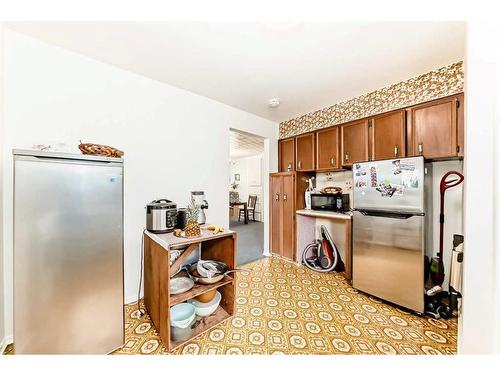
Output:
top-left (275, 193), bottom-right (280, 201)
top-left (283, 193), bottom-right (287, 201)
top-left (418, 143), bottom-right (423, 155)
top-left (330, 156), bottom-right (336, 166)
top-left (287, 162), bottom-right (292, 171)
top-left (298, 160), bottom-right (302, 169)
top-left (345, 152), bottom-right (349, 162)
top-left (394, 145), bottom-right (399, 157)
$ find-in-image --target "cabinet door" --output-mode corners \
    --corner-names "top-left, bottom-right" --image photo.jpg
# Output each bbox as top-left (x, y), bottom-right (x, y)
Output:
top-left (316, 127), bottom-right (339, 170)
top-left (270, 175), bottom-right (282, 256)
top-left (411, 97), bottom-right (458, 159)
top-left (371, 110), bottom-right (406, 160)
top-left (341, 120), bottom-right (369, 166)
top-left (281, 174), bottom-right (295, 260)
top-left (279, 138), bottom-right (295, 172)
top-left (295, 133), bottom-right (315, 171)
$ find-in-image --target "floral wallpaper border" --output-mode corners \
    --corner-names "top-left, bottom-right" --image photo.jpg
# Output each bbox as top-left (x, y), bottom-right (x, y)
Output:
top-left (279, 61), bottom-right (464, 139)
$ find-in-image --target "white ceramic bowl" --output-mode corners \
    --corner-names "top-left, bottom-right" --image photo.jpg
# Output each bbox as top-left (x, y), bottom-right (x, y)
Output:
top-left (170, 303), bottom-right (196, 328)
top-left (188, 291), bottom-right (221, 317)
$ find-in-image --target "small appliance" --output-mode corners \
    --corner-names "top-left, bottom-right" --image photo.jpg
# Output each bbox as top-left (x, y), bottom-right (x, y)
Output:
top-left (304, 177), bottom-right (314, 209)
top-left (429, 171), bottom-right (464, 286)
top-left (175, 208), bottom-right (187, 229)
top-left (146, 199), bottom-right (177, 233)
top-left (302, 225), bottom-right (345, 273)
top-left (191, 191), bottom-right (208, 224)
top-left (310, 193), bottom-right (349, 212)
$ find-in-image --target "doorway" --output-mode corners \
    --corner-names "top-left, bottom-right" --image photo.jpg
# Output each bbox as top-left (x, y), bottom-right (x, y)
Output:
top-left (229, 129), bottom-right (266, 266)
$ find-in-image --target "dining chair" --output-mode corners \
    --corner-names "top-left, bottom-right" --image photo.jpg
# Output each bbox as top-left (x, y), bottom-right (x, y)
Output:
top-left (239, 195), bottom-right (258, 222)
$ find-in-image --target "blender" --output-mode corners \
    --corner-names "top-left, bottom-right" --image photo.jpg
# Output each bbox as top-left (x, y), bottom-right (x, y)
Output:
top-left (191, 191), bottom-right (209, 224)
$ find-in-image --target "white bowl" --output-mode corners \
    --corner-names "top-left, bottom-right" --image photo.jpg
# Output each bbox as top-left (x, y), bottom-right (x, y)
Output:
top-left (170, 303), bottom-right (196, 328)
top-left (188, 291), bottom-right (221, 317)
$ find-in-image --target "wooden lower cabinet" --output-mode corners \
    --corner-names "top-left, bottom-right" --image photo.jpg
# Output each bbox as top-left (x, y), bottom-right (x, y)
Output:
top-left (269, 172), bottom-right (295, 260)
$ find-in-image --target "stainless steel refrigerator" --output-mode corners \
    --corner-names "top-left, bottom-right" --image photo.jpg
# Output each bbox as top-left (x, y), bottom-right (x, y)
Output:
top-left (352, 156), bottom-right (425, 312)
top-left (13, 149), bottom-right (124, 354)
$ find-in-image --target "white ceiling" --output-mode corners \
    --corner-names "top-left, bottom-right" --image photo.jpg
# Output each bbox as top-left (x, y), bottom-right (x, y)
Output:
top-left (230, 129), bottom-right (264, 159)
top-left (6, 21), bottom-right (466, 122)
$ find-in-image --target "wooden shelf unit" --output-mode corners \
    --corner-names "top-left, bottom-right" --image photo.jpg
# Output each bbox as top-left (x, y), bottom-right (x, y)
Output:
top-left (169, 274), bottom-right (233, 306)
top-left (143, 231), bottom-right (237, 352)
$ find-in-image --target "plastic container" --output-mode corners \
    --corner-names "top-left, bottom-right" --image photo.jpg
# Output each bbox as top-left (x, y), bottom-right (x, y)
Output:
top-left (188, 291), bottom-right (221, 317)
top-left (170, 303), bottom-right (197, 342)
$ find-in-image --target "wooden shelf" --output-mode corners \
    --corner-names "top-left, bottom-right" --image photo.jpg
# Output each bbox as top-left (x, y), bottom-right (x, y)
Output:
top-left (169, 275), bottom-right (233, 306)
top-left (171, 306), bottom-right (231, 350)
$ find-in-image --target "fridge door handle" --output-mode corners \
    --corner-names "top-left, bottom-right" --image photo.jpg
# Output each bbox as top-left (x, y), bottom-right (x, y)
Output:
top-left (356, 209), bottom-right (424, 219)
top-left (14, 155), bottom-right (121, 167)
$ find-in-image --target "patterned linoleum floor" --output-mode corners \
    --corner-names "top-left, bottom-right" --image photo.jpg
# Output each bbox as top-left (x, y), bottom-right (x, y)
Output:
top-left (3, 256), bottom-right (457, 355)
top-left (114, 256), bottom-right (457, 355)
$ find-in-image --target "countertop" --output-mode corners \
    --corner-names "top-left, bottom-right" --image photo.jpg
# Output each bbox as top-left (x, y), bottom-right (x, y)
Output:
top-left (296, 209), bottom-right (352, 220)
top-left (145, 226), bottom-right (236, 250)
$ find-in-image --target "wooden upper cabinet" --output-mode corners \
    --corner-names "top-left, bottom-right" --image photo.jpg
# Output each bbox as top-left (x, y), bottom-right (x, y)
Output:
top-left (316, 127), bottom-right (339, 170)
top-left (340, 120), bottom-right (369, 167)
top-left (371, 110), bottom-right (406, 160)
top-left (278, 138), bottom-right (295, 172)
top-left (295, 133), bottom-right (315, 171)
top-left (409, 96), bottom-right (459, 159)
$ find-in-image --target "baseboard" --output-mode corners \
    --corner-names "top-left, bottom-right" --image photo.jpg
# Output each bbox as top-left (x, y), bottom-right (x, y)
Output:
top-left (1, 334), bottom-right (13, 355)
top-left (125, 293), bottom-right (142, 305)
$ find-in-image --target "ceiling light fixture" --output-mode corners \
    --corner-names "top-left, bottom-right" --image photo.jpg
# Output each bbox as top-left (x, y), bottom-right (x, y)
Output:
top-left (268, 98), bottom-right (280, 108)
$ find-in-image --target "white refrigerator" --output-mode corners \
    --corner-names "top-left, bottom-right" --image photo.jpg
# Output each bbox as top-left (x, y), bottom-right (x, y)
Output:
top-left (13, 149), bottom-right (124, 354)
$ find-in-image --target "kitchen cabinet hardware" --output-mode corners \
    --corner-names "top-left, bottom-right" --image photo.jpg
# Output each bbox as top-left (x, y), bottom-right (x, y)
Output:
top-left (283, 193), bottom-right (287, 201)
top-left (330, 157), bottom-right (335, 166)
top-left (298, 160), bottom-right (302, 169)
top-left (418, 143), bottom-right (423, 155)
top-left (394, 145), bottom-right (399, 157)
top-left (345, 152), bottom-right (349, 162)
top-left (275, 193), bottom-right (280, 201)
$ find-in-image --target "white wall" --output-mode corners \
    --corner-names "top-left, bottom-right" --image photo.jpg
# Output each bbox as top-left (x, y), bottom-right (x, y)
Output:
top-left (229, 154), bottom-right (264, 221)
top-left (425, 161), bottom-right (464, 291)
top-left (0, 23), bottom-right (6, 352)
top-left (0, 30), bottom-right (278, 341)
top-left (459, 21), bottom-right (499, 354)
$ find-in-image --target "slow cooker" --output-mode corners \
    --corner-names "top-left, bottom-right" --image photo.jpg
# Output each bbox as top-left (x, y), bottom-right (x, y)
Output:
top-left (146, 199), bottom-right (177, 233)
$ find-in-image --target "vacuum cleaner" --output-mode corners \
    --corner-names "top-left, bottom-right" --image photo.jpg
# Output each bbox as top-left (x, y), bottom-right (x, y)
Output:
top-left (302, 225), bottom-right (345, 273)
top-left (425, 171), bottom-right (464, 319)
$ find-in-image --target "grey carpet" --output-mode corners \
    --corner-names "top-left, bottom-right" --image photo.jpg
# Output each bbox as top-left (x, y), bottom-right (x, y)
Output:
top-left (229, 218), bottom-right (265, 266)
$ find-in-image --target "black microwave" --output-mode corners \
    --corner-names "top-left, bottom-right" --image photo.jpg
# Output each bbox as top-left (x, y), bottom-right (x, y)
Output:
top-left (310, 193), bottom-right (350, 212)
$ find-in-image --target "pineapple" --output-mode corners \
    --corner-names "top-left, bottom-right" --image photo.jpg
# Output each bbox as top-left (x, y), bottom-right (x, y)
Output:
top-left (184, 197), bottom-right (201, 237)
